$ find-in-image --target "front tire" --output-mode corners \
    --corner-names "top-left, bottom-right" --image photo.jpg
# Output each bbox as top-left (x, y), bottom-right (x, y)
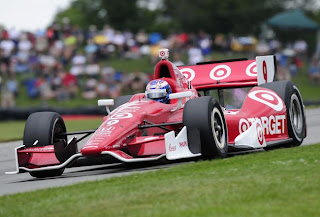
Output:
top-left (183, 96), bottom-right (228, 158)
top-left (23, 112), bottom-right (67, 178)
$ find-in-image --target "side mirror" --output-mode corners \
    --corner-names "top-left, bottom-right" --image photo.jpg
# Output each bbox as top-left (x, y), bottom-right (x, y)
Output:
top-left (169, 91), bottom-right (193, 111)
top-left (98, 99), bottom-right (114, 115)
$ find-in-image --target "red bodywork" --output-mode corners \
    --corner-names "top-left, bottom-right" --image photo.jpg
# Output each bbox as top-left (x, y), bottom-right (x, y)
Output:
top-left (15, 57), bottom-right (291, 170)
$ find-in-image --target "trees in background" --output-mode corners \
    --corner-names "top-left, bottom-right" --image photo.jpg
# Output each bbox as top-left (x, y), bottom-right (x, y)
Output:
top-left (54, 0), bottom-right (320, 36)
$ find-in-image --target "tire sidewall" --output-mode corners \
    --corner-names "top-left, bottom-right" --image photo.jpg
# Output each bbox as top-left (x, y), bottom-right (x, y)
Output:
top-left (184, 96), bottom-right (228, 158)
top-left (287, 85), bottom-right (305, 145)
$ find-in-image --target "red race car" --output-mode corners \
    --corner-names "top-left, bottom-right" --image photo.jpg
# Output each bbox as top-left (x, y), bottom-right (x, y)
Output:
top-left (7, 49), bottom-right (306, 178)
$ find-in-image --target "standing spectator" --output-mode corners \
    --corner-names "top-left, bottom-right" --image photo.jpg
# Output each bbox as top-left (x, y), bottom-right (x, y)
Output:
top-left (6, 75), bottom-right (18, 97)
top-left (8, 28), bottom-right (20, 45)
top-left (103, 25), bottom-right (115, 42)
top-left (85, 58), bottom-right (100, 78)
top-left (1, 84), bottom-right (15, 108)
top-left (18, 33), bottom-right (32, 54)
top-left (35, 35), bottom-right (49, 53)
top-left (82, 78), bottom-right (98, 99)
top-left (62, 70), bottom-right (78, 99)
top-left (198, 31), bottom-right (212, 57)
top-left (36, 76), bottom-right (55, 106)
top-left (136, 30), bottom-right (148, 46)
top-left (0, 37), bottom-right (15, 76)
top-left (113, 31), bottom-right (126, 58)
top-left (187, 43), bottom-right (203, 65)
top-left (294, 39), bottom-right (307, 58)
top-left (70, 51), bottom-right (86, 77)
top-left (85, 39), bottom-right (98, 59)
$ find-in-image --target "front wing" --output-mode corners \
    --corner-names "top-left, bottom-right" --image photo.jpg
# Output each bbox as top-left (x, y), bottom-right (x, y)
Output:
top-left (6, 127), bottom-right (201, 175)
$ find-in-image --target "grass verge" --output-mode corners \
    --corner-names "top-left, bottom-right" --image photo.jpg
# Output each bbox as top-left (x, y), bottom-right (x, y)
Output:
top-left (0, 118), bottom-right (102, 143)
top-left (1, 144), bottom-right (319, 217)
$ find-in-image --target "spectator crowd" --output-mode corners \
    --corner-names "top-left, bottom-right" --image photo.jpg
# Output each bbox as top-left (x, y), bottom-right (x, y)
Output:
top-left (0, 19), bottom-right (319, 108)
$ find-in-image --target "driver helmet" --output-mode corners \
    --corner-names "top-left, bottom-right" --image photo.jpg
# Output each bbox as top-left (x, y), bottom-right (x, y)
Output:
top-left (145, 79), bottom-right (172, 104)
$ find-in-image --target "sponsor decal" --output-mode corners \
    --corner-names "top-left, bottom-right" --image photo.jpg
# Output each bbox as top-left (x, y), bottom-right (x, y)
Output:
top-left (246, 62), bottom-right (257, 77)
top-left (180, 68), bottom-right (196, 81)
top-left (93, 101), bottom-right (147, 140)
top-left (179, 141), bottom-right (187, 147)
top-left (22, 147), bottom-right (54, 152)
top-left (82, 145), bottom-right (99, 149)
top-left (209, 65), bottom-right (231, 80)
top-left (169, 144), bottom-right (176, 152)
top-left (239, 115), bottom-right (286, 136)
top-left (256, 122), bottom-right (264, 145)
top-left (159, 49), bottom-right (169, 59)
top-left (160, 50), bottom-right (166, 57)
top-left (112, 144), bottom-right (121, 149)
top-left (248, 90), bottom-right (284, 111)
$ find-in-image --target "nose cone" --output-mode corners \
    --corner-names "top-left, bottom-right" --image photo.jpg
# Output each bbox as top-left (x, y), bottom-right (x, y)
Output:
top-left (81, 145), bottom-right (101, 157)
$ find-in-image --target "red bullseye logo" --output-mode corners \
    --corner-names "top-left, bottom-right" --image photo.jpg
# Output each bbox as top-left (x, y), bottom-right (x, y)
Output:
top-left (180, 68), bottom-right (196, 81)
top-left (246, 62), bottom-right (257, 77)
top-left (160, 51), bottom-right (165, 56)
top-left (209, 65), bottom-right (231, 80)
top-left (239, 118), bottom-right (250, 133)
top-left (256, 122), bottom-right (264, 145)
top-left (248, 90), bottom-right (283, 111)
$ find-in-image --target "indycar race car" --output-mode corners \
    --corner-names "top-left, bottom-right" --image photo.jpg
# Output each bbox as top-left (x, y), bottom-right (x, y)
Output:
top-left (6, 49), bottom-right (306, 178)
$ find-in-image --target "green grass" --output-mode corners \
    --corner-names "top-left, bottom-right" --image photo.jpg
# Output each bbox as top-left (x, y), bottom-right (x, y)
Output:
top-left (0, 118), bottom-right (102, 142)
top-left (292, 69), bottom-right (320, 102)
top-left (108, 55), bottom-right (154, 73)
top-left (1, 144), bottom-right (319, 217)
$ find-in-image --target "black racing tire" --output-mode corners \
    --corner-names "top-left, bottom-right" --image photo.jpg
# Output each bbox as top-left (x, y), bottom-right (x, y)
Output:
top-left (23, 112), bottom-right (67, 147)
top-left (23, 112), bottom-right (67, 178)
top-left (183, 96), bottom-right (228, 158)
top-left (260, 81), bottom-right (306, 147)
top-left (111, 95), bottom-right (133, 111)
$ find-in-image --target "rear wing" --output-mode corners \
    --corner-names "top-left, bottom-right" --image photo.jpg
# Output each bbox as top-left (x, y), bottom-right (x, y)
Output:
top-left (177, 55), bottom-right (276, 90)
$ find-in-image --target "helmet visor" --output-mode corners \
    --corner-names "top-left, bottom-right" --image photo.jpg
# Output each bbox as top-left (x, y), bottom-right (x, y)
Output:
top-left (145, 89), bottom-right (167, 99)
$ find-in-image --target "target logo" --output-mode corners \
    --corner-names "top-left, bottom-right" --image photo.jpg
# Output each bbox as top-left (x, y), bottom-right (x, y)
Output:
top-left (256, 122), bottom-right (264, 145)
top-left (248, 90), bottom-right (284, 111)
top-left (180, 68), bottom-right (196, 81)
top-left (246, 62), bottom-right (257, 77)
top-left (239, 118), bottom-right (250, 133)
top-left (209, 65), bottom-right (231, 80)
top-left (159, 49), bottom-right (169, 59)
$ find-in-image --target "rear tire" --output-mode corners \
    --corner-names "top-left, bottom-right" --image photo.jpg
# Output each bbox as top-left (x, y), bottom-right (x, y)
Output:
top-left (23, 112), bottom-right (67, 178)
top-left (183, 96), bottom-right (228, 158)
top-left (260, 81), bottom-right (306, 146)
